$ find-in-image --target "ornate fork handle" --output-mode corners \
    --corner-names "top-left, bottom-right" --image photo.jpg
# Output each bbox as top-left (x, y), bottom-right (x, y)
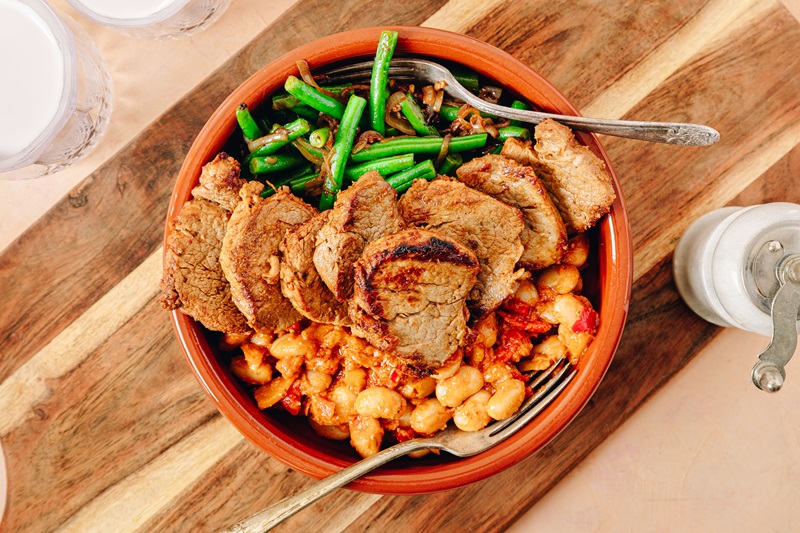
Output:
top-left (457, 93), bottom-right (720, 146)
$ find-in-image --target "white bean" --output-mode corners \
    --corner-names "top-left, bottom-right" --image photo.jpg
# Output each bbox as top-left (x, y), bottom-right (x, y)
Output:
top-left (537, 264), bottom-right (581, 295)
top-left (453, 390), bottom-right (492, 432)
top-left (486, 379), bottom-right (526, 420)
top-left (354, 387), bottom-right (407, 419)
top-left (410, 398), bottom-right (452, 435)
top-left (435, 366), bottom-right (484, 408)
top-left (349, 416), bottom-right (384, 458)
top-left (308, 419), bottom-right (350, 441)
top-left (230, 356), bottom-right (272, 385)
top-left (270, 332), bottom-right (315, 359)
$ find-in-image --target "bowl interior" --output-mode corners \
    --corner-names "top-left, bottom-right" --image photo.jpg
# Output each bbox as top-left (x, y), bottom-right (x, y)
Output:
top-left (167, 26), bottom-right (632, 494)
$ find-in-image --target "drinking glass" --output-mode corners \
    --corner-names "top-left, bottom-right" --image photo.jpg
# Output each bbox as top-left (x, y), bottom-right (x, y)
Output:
top-left (0, 0), bottom-right (112, 180)
top-left (65, 0), bottom-right (232, 40)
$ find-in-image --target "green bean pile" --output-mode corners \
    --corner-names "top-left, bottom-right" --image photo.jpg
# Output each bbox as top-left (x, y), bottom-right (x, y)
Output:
top-left (233, 30), bottom-right (534, 210)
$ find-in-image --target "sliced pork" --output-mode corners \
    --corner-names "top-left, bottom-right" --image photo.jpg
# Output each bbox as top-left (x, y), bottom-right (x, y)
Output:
top-left (220, 182), bottom-right (317, 333)
top-left (280, 211), bottom-right (351, 325)
top-left (457, 153), bottom-right (567, 270)
top-left (350, 228), bottom-right (480, 370)
top-left (501, 120), bottom-right (615, 233)
top-left (313, 171), bottom-right (404, 301)
top-left (398, 177), bottom-right (526, 320)
top-left (189, 152), bottom-right (246, 212)
top-left (160, 198), bottom-right (249, 334)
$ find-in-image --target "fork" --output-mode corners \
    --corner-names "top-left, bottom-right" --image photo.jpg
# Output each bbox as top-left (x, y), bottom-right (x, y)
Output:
top-left (220, 361), bottom-right (576, 533)
top-left (321, 58), bottom-right (720, 146)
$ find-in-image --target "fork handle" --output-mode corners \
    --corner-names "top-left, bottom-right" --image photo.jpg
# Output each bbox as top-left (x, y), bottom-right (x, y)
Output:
top-left (220, 440), bottom-right (428, 533)
top-left (470, 99), bottom-right (720, 146)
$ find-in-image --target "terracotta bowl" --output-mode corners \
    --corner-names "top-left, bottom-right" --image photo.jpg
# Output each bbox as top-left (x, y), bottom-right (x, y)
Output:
top-left (166, 26), bottom-right (632, 494)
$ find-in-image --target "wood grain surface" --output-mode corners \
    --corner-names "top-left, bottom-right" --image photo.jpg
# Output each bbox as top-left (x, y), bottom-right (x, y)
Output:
top-left (1, 0), bottom-right (799, 531)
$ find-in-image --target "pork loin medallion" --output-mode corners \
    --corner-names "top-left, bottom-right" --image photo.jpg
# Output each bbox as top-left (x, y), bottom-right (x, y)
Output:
top-left (160, 153), bottom-right (248, 334)
top-left (457, 153), bottom-right (567, 270)
top-left (350, 229), bottom-right (480, 371)
top-left (313, 171), bottom-right (405, 301)
top-left (280, 210), bottom-right (351, 325)
top-left (220, 182), bottom-right (317, 333)
top-left (398, 177), bottom-right (527, 320)
top-left (501, 119), bottom-right (615, 234)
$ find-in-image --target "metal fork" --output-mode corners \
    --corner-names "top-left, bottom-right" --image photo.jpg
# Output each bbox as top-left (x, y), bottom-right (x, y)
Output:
top-left (220, 361), bottom-right (576, 533)
top-left (322, 58), bottom-right (719, 146)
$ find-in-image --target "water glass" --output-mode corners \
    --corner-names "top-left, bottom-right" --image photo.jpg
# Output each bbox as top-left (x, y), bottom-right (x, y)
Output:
top-left (65, 0), bottom-right (232, 40)
top-left (0, 0), bottom-right (112, 180)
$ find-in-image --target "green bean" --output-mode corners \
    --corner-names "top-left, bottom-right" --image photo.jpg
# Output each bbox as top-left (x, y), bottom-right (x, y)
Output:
top-left (272, 93), bottom-right (300, 110)
top-left (400, 93), bottom-right (439, 136)
top-left (369, 30), bottom-right (399, 135)
top-left (309, 127), bottom-right (330, 148)
top-left (510, 100), bottom-right (530, 127)
top-left (385, 160), bottom-right (436, 193)
top-left (285, 76), bottom-right (345, 119)
top-left (247, 118), bottom-right (312, 159)
top-left (438, 152), bottom-right (462, 176)
top-left (349, 133), bottom-right (488, 162)
top-left (344, 154), bottom-right (415, 180)
top-left (438, 104), bottom-right (496, 123)
top-left (289, 172), bottom-right (322, 195)
top-left (249, 153), bottom-right (306, 175)
top-left (449, 65), bottom-right (480, 92)
top-left (320, 94), bottom-right (367, 210)
top-left (292, 137), bottom-right (327, 164)
top-left (291, 105), bottom-right (320, 121)
top-left (497, 125), bottom-right (530, 142)
top-left (236, 103), bottom-right (263, 141)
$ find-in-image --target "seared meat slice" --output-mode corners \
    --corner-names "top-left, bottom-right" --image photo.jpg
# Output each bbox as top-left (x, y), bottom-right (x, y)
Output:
top-left (350, 229), bottom-right (480, 370)
top-left (398, 177), bottom-right (526, 320)
top-left (160, 198), bottom-right (249, 334)
top-left (501, 119), bottom-right (615, 233)
top-left (280, 211), bottom-right (350, 325)
top-left (313, 171), bottom-right (405, 301)
top-left (220, 182), bottom-right (317, 333)
top-left (190, 152), bottom-right (246, 212)
top-left (457, 154), bottom-right (567, 270)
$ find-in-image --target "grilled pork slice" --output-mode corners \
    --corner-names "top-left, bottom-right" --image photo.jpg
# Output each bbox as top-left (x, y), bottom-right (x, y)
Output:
top-left (280, 211), bottom-right (351, 325)
top-left (189, 152), bottom-right (246, 212)
top-left (313, 171), bottom-right (405, 301)
top-left (501, 119), bottom-right (615, 233)
top-left (160, 198), bottom-right (249, 334)
top-left (398, 177), bottom-right (526, 320)
top-left (350, 229), bottom-right (480, 371)
top-left (457, 153), bottom-right (567, 270)
top-left (221, 182), bottom-right (317, 333)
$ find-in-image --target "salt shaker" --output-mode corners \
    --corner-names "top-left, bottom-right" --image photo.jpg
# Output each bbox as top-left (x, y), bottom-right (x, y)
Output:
top-left (673, 202), bottom-right (800, 392)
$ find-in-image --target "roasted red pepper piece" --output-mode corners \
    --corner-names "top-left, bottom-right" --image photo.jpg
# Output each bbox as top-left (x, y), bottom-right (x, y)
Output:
top-left (572, 306), bottom-right (599, 333)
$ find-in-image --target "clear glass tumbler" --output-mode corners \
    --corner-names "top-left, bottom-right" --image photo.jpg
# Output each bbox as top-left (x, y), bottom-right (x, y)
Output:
top-left (0, 0), bottom-right (112, 180)
top-left (65, 0), bottom-right (232, 40)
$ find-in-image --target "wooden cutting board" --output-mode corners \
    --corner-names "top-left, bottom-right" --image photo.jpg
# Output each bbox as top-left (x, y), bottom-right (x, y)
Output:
top-left (1, 0), bottom-right (799, 530)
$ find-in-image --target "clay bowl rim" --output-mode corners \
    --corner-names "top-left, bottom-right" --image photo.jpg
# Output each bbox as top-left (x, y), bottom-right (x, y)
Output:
top-left (165, 25), bottom-right (633, 495)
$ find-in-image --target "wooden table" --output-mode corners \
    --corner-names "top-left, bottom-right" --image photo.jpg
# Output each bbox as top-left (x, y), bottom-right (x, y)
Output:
top-left (2, 0), bottom-right (800, 531)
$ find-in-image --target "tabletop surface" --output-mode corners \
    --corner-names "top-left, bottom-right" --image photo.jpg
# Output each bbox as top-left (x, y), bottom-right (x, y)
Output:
top-left (2, 0), bottom-right (800, 531)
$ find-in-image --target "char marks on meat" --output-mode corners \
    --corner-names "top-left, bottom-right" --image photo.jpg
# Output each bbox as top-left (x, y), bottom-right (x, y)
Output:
top-left (280, 211), bottom-right (351, 325)
top-left (350, 229), bottom-right (480, 371)
top-left (398, 177), bottom-right (526, 320)
top-left (160, 198), bottom-right (249, 334)
top-left (190, 152), bottom-right (247, 212)
top-left (313, 171), bottom-right (405, 302)
top-left (457, 153), bottom-right (567, 270)
top-left (501, 119), bottom-right (615, 233)
top-left (220, 182), bottom-right (317, 333)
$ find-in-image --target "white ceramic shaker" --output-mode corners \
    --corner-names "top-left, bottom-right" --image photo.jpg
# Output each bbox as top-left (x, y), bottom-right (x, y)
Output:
top-left (673, 202), bottom-right (800, 392)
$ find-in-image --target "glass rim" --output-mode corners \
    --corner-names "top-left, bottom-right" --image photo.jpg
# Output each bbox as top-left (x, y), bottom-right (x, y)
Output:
top-left (0, 0), bottom-right (78, 173)
top-left (65, 0), bottom-right (192, 28)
